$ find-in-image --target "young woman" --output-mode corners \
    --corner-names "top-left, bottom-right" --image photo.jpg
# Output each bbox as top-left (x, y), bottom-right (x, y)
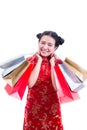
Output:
top-left (23, 31), bottom-right (67, 130)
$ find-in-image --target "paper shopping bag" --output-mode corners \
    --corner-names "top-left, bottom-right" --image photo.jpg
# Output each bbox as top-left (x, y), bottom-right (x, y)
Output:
top-left (3, 60), bottom-right (29, 87)
top-left (4, 63), bottom-right (33, 100)
top-left (59, 62), bottom-right (86, 91)
top-left (0, 55), bottom-right (25, 77)
top-left (54, 65), bottom-right (80, 104)
top-left (64, 57), bottom-right (87, 81)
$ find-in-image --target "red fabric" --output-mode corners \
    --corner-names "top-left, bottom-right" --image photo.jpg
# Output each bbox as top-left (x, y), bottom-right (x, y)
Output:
top-left (23, 56), bottom-right (64, 130)
top-left (54, 65), bottom-right (80, 104)
top-left (4, 63), bottom-right (33, 100)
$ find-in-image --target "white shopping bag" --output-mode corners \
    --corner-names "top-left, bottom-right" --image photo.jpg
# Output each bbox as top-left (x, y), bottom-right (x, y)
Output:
top-left (0, 55), bottom-right (25, 77)
top-left (59, 62), bottom-right (86, 91)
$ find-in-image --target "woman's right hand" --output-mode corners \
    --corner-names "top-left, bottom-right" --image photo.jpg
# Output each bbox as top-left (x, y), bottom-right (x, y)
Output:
top-left (36, 53), bottom-right (42, 63)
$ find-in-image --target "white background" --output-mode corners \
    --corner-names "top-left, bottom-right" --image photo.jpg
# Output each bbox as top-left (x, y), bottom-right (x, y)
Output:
top-left (0, 0), bottom-right (87, 130)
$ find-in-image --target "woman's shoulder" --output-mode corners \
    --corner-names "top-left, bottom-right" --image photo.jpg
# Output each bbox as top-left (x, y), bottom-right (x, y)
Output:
top-left (54, 54), bottom-right (63, 65)
top-left (55, 58), bottom-right (63, 65)
top-left (26, 54), bottom-right (38, 64)
top-left (26, 56), bottom-right (33, 61)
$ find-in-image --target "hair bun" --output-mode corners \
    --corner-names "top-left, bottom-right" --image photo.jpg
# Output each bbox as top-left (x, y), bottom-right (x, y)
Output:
top-left (58, 36), bottom-right (65, 45)
top-left (36, 33), bottom-right (42, 39)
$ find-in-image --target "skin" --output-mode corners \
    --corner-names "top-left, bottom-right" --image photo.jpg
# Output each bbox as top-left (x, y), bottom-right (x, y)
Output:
top-left (28, 35), bottom-right (57, 90)
top-left (38, 35), bottom-right (56, 57)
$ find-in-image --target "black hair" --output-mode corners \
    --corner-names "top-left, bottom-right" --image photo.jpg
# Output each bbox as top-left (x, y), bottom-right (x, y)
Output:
top-left (36, 31), bottom-right (64, 48)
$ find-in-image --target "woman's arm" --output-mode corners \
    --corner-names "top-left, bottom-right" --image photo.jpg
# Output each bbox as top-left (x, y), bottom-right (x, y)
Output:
top-left (28, 54), bottom-right (42, 88)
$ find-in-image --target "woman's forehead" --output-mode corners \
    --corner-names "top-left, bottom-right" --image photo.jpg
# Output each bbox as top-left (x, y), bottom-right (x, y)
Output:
top-left (40, 35), bottom-right (56, 43)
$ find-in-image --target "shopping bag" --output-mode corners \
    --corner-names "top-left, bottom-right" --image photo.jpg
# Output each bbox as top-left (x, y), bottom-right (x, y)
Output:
top-left (64, 57), bottom-right (87, 81)
top-left (54, 65), bottom-right (80, 104)
top-left (3, 60), bottom-right (29, 87)
top-left (4, 63), bottom-right (33, 100)
top-left (58, 62), bottom-right (86, 91)
top-left (0, 55), bottom-right (25, 77)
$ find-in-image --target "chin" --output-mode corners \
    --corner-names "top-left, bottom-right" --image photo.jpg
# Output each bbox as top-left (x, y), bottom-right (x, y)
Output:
top-left (40, 52), bottom-right (50, 57)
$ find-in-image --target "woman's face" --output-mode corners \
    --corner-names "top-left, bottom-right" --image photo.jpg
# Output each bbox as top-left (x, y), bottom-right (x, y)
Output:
top-left (38, 35), bottom-right (56, 57)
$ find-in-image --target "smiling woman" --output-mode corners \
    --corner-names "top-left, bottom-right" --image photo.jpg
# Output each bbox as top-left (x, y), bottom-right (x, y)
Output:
top-left (0, 0), bottom-right (87, 130)
top-left (38, 35), bottom-right (56, 57)
top-left (23, 31), bottom-right (65, 130)
top-left (37, 31), bottom-right (64, 57)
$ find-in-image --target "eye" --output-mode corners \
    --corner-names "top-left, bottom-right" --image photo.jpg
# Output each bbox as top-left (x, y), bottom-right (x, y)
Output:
top-left (48, 43), bottom-right (53, 47)
top-left (40, 41), bottom-right (46, 45)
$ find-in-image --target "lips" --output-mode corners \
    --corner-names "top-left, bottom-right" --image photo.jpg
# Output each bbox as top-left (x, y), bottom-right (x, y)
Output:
top-left (41, 51), bottom-right (48, 53)
top-left (41, 49), bottom-right (49, 53)
top-left (40, 49), bottom-right (50, 56)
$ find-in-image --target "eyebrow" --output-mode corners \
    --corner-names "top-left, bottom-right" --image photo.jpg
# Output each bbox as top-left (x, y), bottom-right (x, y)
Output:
top-left (48, 42), bottom-right (54, 46)
top-left (40, 40), bottom-right (54, 45)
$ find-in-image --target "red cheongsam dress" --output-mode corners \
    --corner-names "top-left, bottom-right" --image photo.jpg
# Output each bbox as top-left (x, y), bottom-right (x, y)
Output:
top-left (23, 56), bottom-right (64, 130)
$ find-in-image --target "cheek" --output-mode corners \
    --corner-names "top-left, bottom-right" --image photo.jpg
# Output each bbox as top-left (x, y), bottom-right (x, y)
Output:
top-left (50, 47), bottom-right (55, 52)
top-left (38, 43), bottom-right (43, 48)
top-left (39, 46), bottom-right (42, 50)
top-left (38, 44), bottom-right (42, 49)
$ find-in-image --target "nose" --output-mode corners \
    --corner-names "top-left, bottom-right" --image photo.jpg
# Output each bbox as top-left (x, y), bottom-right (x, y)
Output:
top-left (43, 44), bottom-right (48, 49)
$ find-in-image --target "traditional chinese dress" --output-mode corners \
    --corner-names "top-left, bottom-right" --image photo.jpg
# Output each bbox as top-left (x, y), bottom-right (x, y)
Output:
top-left (23, 55), bottom-right (64, 130)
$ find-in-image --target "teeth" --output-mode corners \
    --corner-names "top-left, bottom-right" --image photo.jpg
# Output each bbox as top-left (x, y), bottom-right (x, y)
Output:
top-left (42, 51), bottom-right (46, 52)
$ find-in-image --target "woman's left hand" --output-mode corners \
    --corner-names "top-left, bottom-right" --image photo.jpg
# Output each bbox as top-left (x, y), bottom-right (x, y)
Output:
top-left (50, 54), bottom-right (55, 67)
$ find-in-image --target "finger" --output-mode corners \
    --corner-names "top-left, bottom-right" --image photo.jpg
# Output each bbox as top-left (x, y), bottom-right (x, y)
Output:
top-left (51, 53), bottom-right (54, 57)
